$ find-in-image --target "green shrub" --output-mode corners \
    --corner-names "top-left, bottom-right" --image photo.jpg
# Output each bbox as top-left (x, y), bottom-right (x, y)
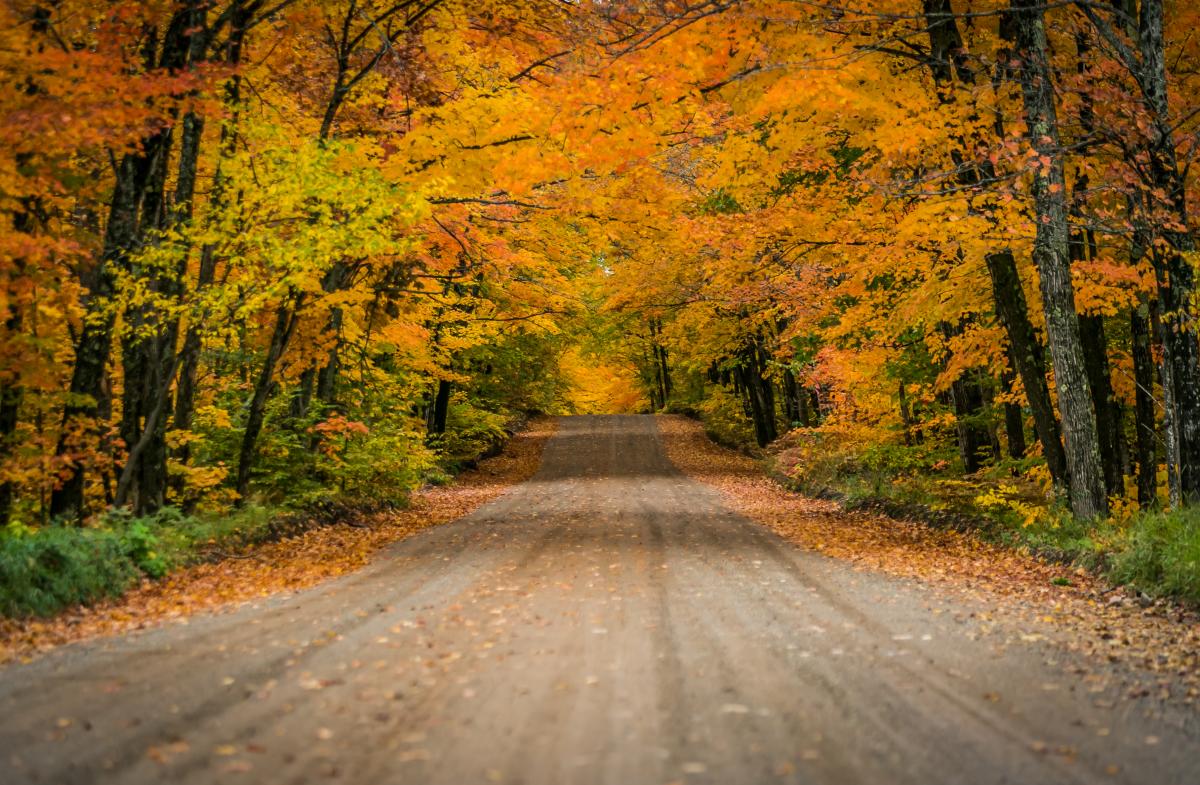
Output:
top-left (0, 504), bottom-right (290, 618)
top-left (120, 521), bottom-right (170, 578)
top-left (995, 505), bottom-right (1102, 566)
top-left (0, 526), bottom-right (141, 617)
top-left (697, 387), bottom-right (757, 450)
top-left (1108, 509), bottom-right (1200, 603)
top-left (772, 422), bottom-right (956, 505)
top-left (331, 418), bottom-right (432, 499)
top-left (852, 442), bottom-right (942, 499)
top-left (435, 395), bottom-right (510, 467)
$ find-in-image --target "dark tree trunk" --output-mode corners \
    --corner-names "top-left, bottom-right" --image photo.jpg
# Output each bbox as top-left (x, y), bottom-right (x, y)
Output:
top-left (923, 0), bottom-right (975, 85)
top-left (427, 380), bottom-right (452, 436)
top-left (1, 205), bottom-right (34, 524)
top-left (173, 243), bottom-right (219, 444)
top-left (236, 297), bottom-right (303, 503)
top-left (922, 1), bottom-right (1066, 485)
top-left (1135, 0), bottom-right (1200, 503)
top-left (1079, 0), bottom-right (1200, 503)
top-left (1131, 300), bottom-right (1158, 508)
top-left (656, 340), bottom-right (671, 404)
top-left (737, 340), bottom-right (778, 448)
top-left (53, 3), bottom-right (207, 517)
top-left (948, 372), bottom-right (991, 474)
top-left (898, 383), bottom-right (913, 446)
top-left (798, 387), bottom-right (813, 429)
top-left (297, 263), bottom-right (354, 416)
top-left (1148, 299), bottom-right (1182, 506)
top-left (1078, 315), bottom-right (1122, 498)
top-left (118, 6), bottom-right (204, 513)
top-left (1069, 71), bottom-right (1122, 499)
top-left (783, 368), bottom-right (802, 426)
top-left (0, 286), bottom-right (21, 525)
top-left (647, 320), bottom-right (669, 411)
top-left (979, 380), bottom-right (1003, 462)
top-left (173, 7), bottom-right (250, 448)
top-left (50, 149), bottom-right (146, 520)
top-left (1001, 360), bottom-right (1027, 460)
top-left (316, 319), bottom-right (343, 404)
top-left (1011, 0), bottom-right (1107, 517)
top-left (751, 340), bottom-right (778, 445)
top-left (939, 320), bottom-right (994, 474)
top-left (4, 18), bottom-right (52, 522)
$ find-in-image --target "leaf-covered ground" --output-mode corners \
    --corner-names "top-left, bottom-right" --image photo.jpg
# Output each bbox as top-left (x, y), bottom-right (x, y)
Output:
top-left (656, 415), bottom-right (1200, 705)
top-left (0, 419), bottom-right (556, 665)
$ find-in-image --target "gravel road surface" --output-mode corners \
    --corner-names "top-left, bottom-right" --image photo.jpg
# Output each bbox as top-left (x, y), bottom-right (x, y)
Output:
top-left (2, 415), bottom-right (1197, 784)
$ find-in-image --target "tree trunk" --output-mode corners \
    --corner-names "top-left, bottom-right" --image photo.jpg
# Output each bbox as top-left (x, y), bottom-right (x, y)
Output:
top-left (898, 382), bottom-right (916, 446)
top-left (751, 339), bottom-right (778, 445)
top-left (427, 379), bottom-right (452, 436)
top-left (1150, 299), bottom-right (1181, 506)
top-left (1011, 0), bottom-right (1107, 517)
top-left (647, 320), bottom-right (668, 411)
top-left (1001, 361), bottom-right (1027, 460)
top-left (173, 243), bottom-right (220, 446)
top-left (1068, 84), bottom-right (1123, 498)
top-left (236, 297), bottom-right (303, 503)
top-left (979, 379), bottom-right (1003, 461)
top-left (296, 262), bottom-right (355, 416)
top-left (173, 6), bottom-right (250, 447)
top-left (1131, 300), bottom-right (1158, 508)
top-left (1078, 314), bottom-right (1123, 498)
top-left (783, 368), bottom-right (802, 426)
top-left (798, 386), bottom-right (813, 428)
top-left (50, 147), bottom-right (147, 520)
top-left (737, 341), bottom-right (777, 448)
top-left (948, 372), bottom-right (990, 474)
top-left (0, 287), bottom-right (21, 525)
top-left (1135, 0), bottom-right (1200, 503)
top-left (655, 337), bottom-right (671, 405)
top-left (1, 202), bottom-right (35, 524)
top-left (316, 317), bottom-right (343, 404)
top-left (922, 1), bottom-right (1066, 485)
top-left (119, 7), bottom-right (200, 509)
top-left (984, 58), bottom-right (1066, 482)
top-left (52, 3), bottom-right (205, 517)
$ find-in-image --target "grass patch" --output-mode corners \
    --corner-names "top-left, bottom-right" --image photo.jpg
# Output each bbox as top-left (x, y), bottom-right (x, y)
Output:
top-left (1106, 508), bottom-right (1200, 602)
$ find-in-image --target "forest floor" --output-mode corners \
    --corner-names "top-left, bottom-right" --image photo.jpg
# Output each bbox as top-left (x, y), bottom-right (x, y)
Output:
top-left (0, 418), bottom-right (557, 664)
top-left (1, 414), bottom-right (1197, 785)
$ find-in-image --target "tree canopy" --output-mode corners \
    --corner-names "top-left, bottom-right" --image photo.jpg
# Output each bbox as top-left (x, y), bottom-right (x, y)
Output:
top-left (3, 0), bottom-right (1200, 525)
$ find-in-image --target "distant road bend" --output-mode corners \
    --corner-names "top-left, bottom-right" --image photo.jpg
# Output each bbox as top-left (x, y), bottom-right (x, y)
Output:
top-left (2, 415), bottom-right (1198, 784)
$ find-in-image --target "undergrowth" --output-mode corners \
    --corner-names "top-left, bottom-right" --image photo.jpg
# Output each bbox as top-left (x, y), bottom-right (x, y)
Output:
top-left (0, 526), bottom-right (140, 618)
top-left (1, 406), bottom-right (526, 620)
top-left (0, 505), bottom-right (280, 618)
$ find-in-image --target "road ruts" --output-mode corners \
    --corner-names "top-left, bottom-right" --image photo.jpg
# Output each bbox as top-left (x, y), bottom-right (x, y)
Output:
top-left (2, 415), bottom-right (1198, 784)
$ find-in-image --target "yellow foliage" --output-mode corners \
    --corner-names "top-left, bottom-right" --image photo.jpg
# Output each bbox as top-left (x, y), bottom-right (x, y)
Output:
top-left (559, 349), bottom-right (646, 414)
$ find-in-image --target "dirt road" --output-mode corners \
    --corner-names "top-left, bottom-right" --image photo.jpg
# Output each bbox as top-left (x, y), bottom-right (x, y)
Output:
top-left (2, 415), bottom-right (1197, 784)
